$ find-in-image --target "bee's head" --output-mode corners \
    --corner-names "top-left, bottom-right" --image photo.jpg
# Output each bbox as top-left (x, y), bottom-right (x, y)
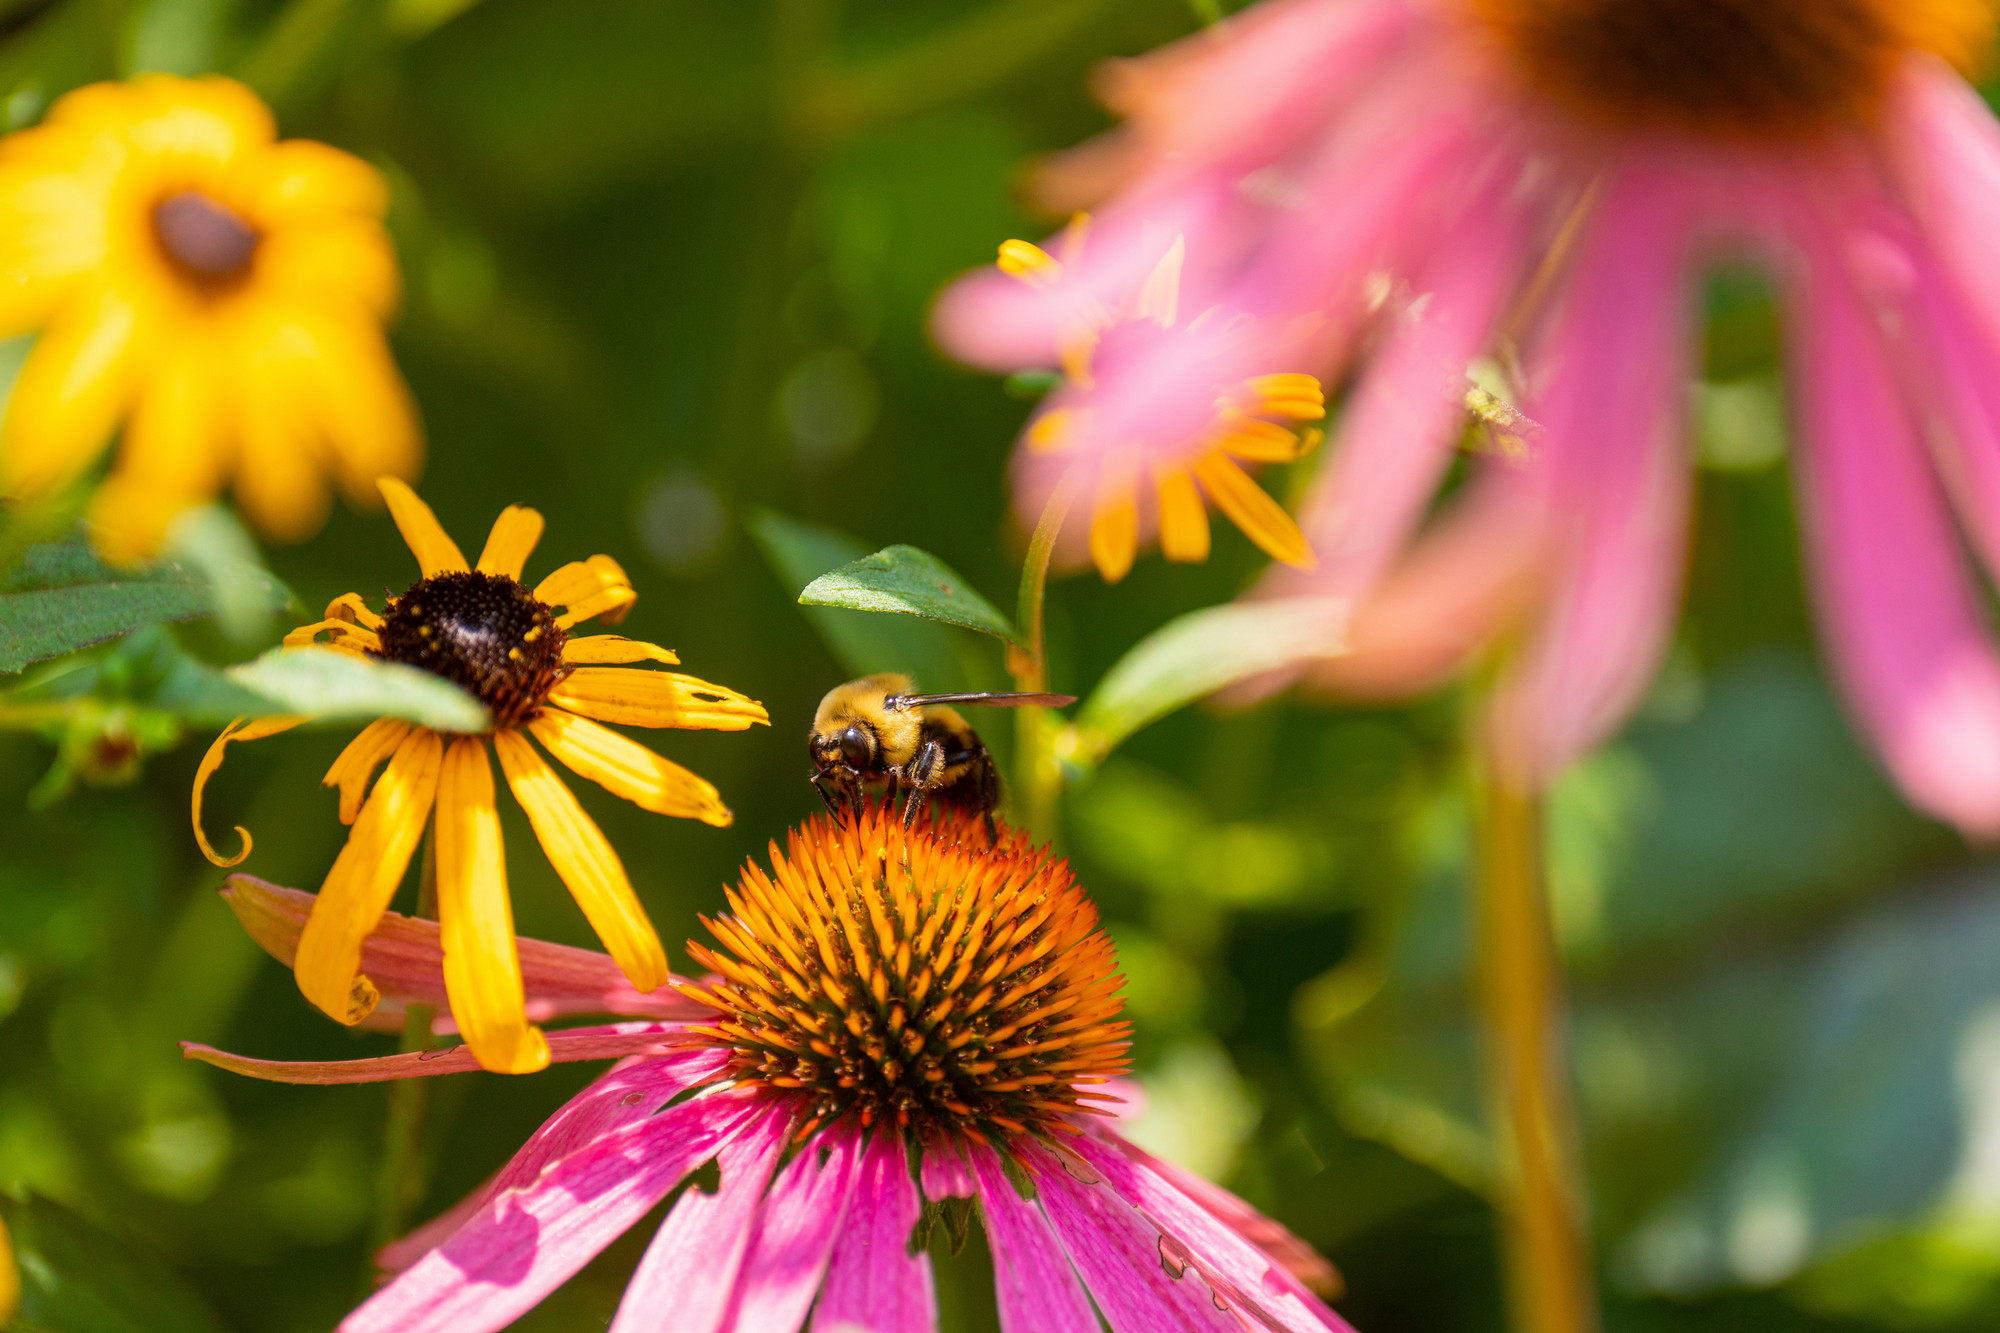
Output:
top-left (809, 723), bottom-right (875, 774)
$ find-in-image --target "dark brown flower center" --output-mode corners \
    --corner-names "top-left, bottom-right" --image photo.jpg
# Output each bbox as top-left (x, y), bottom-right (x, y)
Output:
top-left (374, 571), bottom-right (569, 730)
top-left (1472, 0), bottom-right (1993, 135)
top-left (152, 190), bottom-right (260, 283)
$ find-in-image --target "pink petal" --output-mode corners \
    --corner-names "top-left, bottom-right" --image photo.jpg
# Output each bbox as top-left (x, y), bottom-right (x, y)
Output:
top-left (1261, 161), bottom-right (1532, 602)
top-left (341, 1090), bottom-right (767, 1333)
top-left (812, 1134), bottom-right (935, 1333)
top-left (1887, 57), bottom-right (2000, 370)
top-left (919, 1137), bottom-right (978, 1200)
top-left (1788, 213), bottom-right (2000, 834)
top-left (607, 1101), bottom-right (792, 1333)
top-left (378, 1049), bottom-right (729, 1274)
top-left (1488, 161), bottom-right (1702, 786)
top-left (1022, 1143), bottom-right (1238, 1333)
top-left (181, 1022), bottom-right (696, 1085)
top-left (969, 1146), bottom-right (1097, 1333)
top-left (222, 874), bottom-right (700, 1031)
top-left (1078, 1133), bottom-right (1350, 1332)
top-left (720, 1123), bottom-right (863, 1332)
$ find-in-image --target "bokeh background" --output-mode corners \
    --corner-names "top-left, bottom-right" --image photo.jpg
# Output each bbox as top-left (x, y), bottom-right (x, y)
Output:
top-left (1, 1), bottom-right (1998, 1331)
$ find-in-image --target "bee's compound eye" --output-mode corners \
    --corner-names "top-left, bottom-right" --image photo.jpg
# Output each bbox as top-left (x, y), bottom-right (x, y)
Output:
top-left (839, 725), bottom-right (872, 769)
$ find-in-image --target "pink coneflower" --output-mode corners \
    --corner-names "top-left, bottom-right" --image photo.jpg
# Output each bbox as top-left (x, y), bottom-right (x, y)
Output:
top-left (936, 0), bottom-right (2000, 830)
top-left (187, 808), bottom-right (1348, 1333)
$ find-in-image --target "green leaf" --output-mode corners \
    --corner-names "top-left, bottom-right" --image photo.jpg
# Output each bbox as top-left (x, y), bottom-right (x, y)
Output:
top-left (223, 647), bottom-right (491, 733)
top-left (0, 1193), bottom-right (230, 1333)
top-left (1060, 597), bottom-right (1346, 771)
top-left (798, 542), bottom-right (1019, 646)
top-left (747, 510), bottom-right (982, 691)
top-left (0, 534), bottom-right (293, 675)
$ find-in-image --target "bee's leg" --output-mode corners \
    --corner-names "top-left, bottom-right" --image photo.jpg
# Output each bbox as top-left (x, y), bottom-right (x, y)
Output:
top-left (809, 770), bottom-right (842, 817)
top-left (901, 740), bottom-right (946, 829)
top-left (901, 784), bottom-right (924, 828)
top-left (983, 812), bottom-right (998, 843)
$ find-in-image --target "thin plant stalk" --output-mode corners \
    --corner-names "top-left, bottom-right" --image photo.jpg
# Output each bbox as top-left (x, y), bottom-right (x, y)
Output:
top-left (1474, 735), bottom-right (1598, 1333)
top-left (1009, 472), bottom-right (1078, 841)
top-left (360, 831), bottom-right (439, 1288)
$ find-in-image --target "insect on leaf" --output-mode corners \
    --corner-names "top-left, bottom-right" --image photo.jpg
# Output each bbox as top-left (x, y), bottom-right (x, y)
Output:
top-left (224, 647), bottom-right (491, 733)
top-left (797, 543), bottom-right (1021, 648)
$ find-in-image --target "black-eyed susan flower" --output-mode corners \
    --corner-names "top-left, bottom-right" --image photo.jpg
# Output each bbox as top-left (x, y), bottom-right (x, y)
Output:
top-left (188, 802), bottom-right (1346, 1333)
top-left (192, 478), bottom-right (767, 1074)
top-left (0, 74), bottom-right (418, 561)
top-left (959, 222), bottom-right (1324, 583)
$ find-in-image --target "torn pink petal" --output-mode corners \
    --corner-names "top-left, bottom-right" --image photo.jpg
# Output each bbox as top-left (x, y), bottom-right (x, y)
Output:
top-left (223, 875), bottom-right (701, 1031)
top-left (341, 1091), bottom-right (764, 1333)
top-left (1025, 1142), bottom-right (1239, 1333)
top-left (919, 1137), bottom-right (978, 1200)
top-left (969, 1146), bottom-right (1097, 1333)
top-left (181, 1022), bottom-right (694, 1085)
top-left (812, 1134), bottom-right (935, 1333)
top-left (607, 1101), bottom-right (792, 1333)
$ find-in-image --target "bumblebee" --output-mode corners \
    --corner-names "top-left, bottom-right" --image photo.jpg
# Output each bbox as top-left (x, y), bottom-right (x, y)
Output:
top-left (808, 673), bottom-right (1074, 835)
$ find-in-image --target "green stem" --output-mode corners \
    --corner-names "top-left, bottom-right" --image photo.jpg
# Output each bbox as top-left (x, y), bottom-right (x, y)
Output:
top-left (1473, 732), bottom-right (1598, 1333)
top-left (359, 832), bottom-right (437, 1290)
top-left (1009, 472), bottom-right (1077, 842)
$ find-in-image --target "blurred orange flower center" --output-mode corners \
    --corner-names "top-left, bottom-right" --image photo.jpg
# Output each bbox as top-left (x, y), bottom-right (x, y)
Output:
top-left (1471, 0), bottom-right (1995, 135)
top-left (150, 189), bottom-right (260, 283)
top-left (375, 571), bottom-right (571, 729)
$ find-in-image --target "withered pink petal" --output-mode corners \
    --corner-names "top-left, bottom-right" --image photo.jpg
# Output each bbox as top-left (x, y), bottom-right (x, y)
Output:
top-left (181, 1022), bottom-right (693, 1085)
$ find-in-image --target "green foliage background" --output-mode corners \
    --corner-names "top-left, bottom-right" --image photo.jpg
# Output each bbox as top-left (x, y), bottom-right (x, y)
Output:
top-left (1, 2), bottom-right (1999, 1331)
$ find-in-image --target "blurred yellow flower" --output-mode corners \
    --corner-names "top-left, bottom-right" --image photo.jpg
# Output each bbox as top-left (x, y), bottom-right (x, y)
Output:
top-left (0, 74), bottom-right (419, 560)
top-left (192, 479), bottom-right (769, 1074)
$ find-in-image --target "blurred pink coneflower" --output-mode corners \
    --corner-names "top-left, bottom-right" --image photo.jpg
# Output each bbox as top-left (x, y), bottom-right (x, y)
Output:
top-left (937, 0), bottom-right (2000, 830)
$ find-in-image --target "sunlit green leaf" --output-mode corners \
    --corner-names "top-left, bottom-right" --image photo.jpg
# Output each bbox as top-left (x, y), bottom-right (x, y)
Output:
top-left (1059, 597), bottom-right (1345, 772)
top-left (223, 647), bottom-right (490, 732)
top-left (0, 536), bottom-right (293, 675)
top-left (797, 542), bottom-right (1019, 646)
top-left (745, 509), bottom-right (979, 692)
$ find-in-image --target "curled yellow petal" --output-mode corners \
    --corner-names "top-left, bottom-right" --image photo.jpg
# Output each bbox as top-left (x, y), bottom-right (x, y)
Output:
top-left (1240, 372), bottom-right (1326, 421)
top-left (436, 736), bottom-right (549, 1074)
top-left (529, 708), bottom-right (732, 826)
top-left (283, 617), bottom-right (380, 653)
top-left (321, 717), bottom-right (413, 825)
top-left (1193, 452), bottom-right (1316, 570)
top-left (1155, 464), bottom-right (1210, 564)
top-left (561, 635), bottom-right (680, 666)
top-left (546, 667), bottom-right (768, 731)
top-left (377, 477), bottom-right (467, 576)
top-left (493, 729), bottom-right (670, 993)
top-left (554, 585), bottom-right (637, 630)
top-left (294, 727), bottom-right (442, 1026)
top-left (1216, 417), bottom-right (1313, 463)
top-left (998, 239), bottom-right (1061, 286)
top-left (324, 591), bottom-right (383, 629)
top-left (193, 716), bottom-right (307, 866)
top-left (475, 504), bottom-right (545, 580)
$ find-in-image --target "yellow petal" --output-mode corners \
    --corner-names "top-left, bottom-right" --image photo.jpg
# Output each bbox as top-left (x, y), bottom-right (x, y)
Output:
top-left (294, 726), bottom-right (442, 1026)
top-left (377, 477), bottom-right (467, 576)
top-left (475, 504), bottom-right (544, 580)
top-left (546, 667), bottom-right (769, 732)
top-left (120, 73), bottom-right (274, 160)
top-left (0, 1209), bottom-right (17, 1329)
top-left (321, 717), bottom-right (412, 825)
top-left (237, 138), bottom-right (389, 226)
top-left (561, 635), bottom-right (680, 666)
top-left (534, 556), bottom-right (629, 608)
top-left (324, 591), bottom-right (383, 629)
top-left (528, 708), bottom-right (732, 826)
top-left (553, 585), bottom-right (637, 630)
top-left (283, 617), bottom-right (380, 653)
top-left (1193, 452), bottom-right (1316, 569)
top-left (493, 729), bottom-right (670, 992)
top-left (86, 476), bottom-right (204, 567)
top-left (1239, 373), bottom-right (1326, 421)
top-left (192, 715), bottom-right (307, 866)
top-left (1154, 464), bottom-right (1211, 564)
top-left (1216, 417), bottom-right (1312, 463)
top-left (998, 239), bottom-right (1061, 287)
top-left (1027, 407), bottom-right (1080, 454)
top-left (1089, 464), bottom-right (1139, 584)
top-left (0, 283), bottom-right (143, 497)
top-left (233, 345), bottom-right (332, 542)
top-left (435, 736), bottom-right (549, 1074)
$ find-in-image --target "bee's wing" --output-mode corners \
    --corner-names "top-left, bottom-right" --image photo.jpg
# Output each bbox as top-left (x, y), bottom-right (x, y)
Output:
top-left (891, 691), bottom-right (1077, 709)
